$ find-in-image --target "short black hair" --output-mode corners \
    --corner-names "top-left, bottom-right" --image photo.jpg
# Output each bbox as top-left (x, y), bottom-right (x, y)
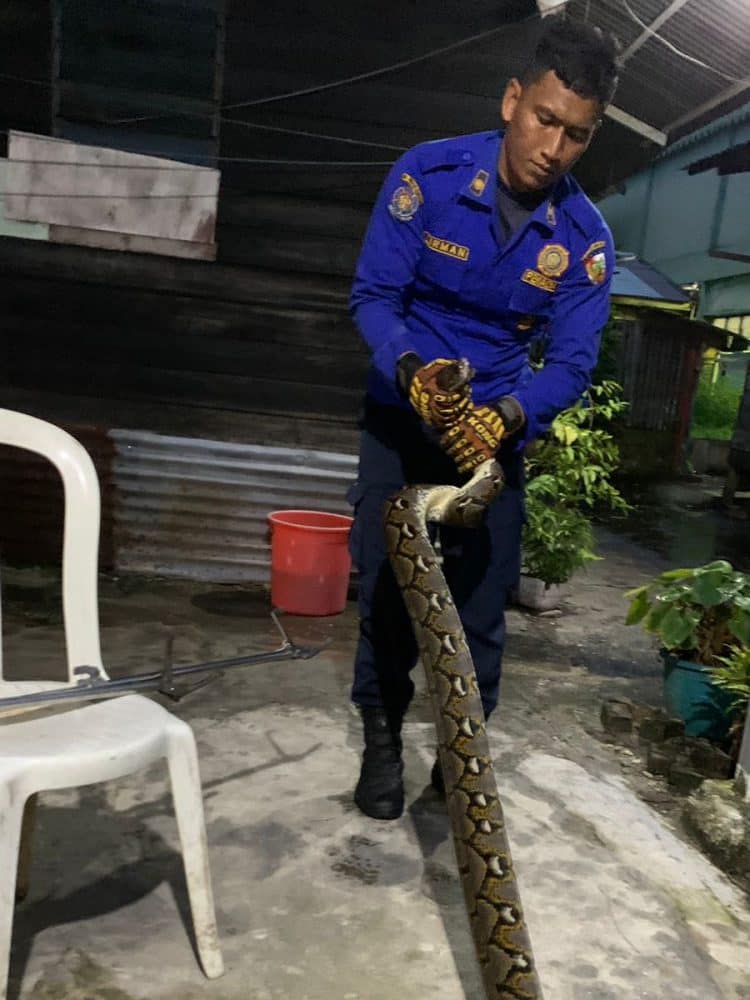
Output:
top-left (521, 16), bottom-right (620, 108)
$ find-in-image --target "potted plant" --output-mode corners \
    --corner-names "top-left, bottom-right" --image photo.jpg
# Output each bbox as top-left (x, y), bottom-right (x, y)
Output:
top-left (519, 380), bottom-right (631, 611)
top-left (625, 560), bottom-right (750, 742)
top-left (519, 482), bottom-right (598, 610)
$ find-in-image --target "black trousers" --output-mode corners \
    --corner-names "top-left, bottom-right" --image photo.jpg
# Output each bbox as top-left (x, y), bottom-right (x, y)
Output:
top-left (348, 398), bottom-right (524, 720)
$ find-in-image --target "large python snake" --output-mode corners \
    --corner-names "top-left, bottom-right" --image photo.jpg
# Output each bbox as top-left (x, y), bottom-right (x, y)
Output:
top-left (384, 458), bottom-right (543, 1000)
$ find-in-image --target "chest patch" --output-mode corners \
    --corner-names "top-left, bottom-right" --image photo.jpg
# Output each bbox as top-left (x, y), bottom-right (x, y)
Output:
top-left (424, 231), bottom-right (470, 261)
top-left (537, 243), bottom-right (569, 278)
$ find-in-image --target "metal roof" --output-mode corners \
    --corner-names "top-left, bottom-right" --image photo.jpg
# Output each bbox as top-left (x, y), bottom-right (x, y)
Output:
top-left (567, 0), bottom-right (750, 135)
top-left (565, 0), bottom-right (750, 192)
top-left (611, 251), bottom-right (692, 307)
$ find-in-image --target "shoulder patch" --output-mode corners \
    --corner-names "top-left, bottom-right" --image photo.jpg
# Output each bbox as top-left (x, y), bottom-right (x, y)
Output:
top-left (583, 244), bottom-right (608, 285)
top-left (388, 184), bottom-right (420, 222)
top-left (401, 172), bottom-right (423, 204)
top-left (581, 239), bottom-right (606, 259)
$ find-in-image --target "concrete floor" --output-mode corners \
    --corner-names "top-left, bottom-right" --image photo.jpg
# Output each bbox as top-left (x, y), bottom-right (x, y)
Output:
top-left (2, 525), bottom-right (750, 1000)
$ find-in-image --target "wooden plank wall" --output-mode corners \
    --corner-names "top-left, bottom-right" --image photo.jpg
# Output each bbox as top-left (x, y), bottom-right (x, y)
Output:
top-left (0, 0), bottom-right (544, 453)
top-left (1, 236), bottom-right (365, 451)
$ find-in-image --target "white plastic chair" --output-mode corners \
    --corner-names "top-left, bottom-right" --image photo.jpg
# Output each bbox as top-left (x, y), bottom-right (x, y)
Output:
top-left (0, 408), bottom-right (223, 997)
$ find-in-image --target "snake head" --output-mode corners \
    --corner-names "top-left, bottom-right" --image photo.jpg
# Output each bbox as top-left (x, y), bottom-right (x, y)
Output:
top-left (435, 357), bottom-right (475, 393)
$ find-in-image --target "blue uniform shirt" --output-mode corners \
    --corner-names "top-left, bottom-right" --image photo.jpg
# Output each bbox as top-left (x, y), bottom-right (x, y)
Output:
top-left (350, 129), bottom-right (614, 443)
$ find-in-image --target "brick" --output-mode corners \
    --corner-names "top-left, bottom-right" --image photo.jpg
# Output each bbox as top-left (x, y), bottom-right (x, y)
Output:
top-left (639, 714), bottom-right (670, 744)
top-left (647, 747), bottom-right (675, 776)
top-left (685, 739), bottom-right (733, 779)
top-left (664, 717), bottom-right (686, 740)
top-left (601, 700), bottom-right (634, 735)
top-left (668, 764), bottom-right (705, 795)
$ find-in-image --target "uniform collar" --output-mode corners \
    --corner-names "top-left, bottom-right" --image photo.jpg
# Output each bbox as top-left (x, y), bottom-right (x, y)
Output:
top-left (458, 131), bottom-right (561, 232)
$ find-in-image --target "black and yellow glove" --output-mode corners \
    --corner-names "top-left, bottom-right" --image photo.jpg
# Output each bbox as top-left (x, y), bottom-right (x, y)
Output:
top-left (396, 353), bottom-right (474, 430)
top-left (440, 405), bottom-right (506, 475)
top-left (440, 397), bottom-right (524, 475)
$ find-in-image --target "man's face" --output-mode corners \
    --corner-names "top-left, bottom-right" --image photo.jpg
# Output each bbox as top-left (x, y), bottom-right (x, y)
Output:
top-left (499, 69), bottom-right (601, 193)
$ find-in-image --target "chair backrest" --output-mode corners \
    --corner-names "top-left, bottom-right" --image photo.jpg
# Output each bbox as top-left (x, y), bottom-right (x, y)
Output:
top-left (0, 409), bottom-right (105, 681)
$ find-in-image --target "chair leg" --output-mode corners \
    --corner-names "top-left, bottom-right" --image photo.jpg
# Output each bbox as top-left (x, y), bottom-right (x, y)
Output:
top-left (0, 785), bottom-right (27, 1000)
top-left (166, 727), bottom-right (224, 979)
top-left (15, 795), bottom-right (37, 903)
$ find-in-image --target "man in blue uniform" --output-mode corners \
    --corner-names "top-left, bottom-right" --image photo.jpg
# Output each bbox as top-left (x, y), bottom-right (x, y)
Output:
top-left (348, 17), bottom-right (620, 819)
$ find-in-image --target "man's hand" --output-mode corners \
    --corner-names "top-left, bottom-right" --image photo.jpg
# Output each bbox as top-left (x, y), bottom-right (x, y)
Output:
top-left (440, 405), bottom-right (506, 475)
top-left (397, 353), bottom-right (474, 430)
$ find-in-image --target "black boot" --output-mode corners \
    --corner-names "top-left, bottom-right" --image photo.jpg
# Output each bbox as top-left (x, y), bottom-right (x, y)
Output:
top-left (354, 706), bottom-right (404, 820)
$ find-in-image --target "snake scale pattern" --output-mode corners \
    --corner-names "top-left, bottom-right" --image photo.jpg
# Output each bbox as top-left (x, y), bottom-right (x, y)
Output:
top-left (384, 458), bottom-right (543, 1000)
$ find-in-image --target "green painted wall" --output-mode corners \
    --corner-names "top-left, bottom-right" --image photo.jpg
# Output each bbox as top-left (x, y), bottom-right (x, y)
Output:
top-left (598, 108), bottom-right (750, 317)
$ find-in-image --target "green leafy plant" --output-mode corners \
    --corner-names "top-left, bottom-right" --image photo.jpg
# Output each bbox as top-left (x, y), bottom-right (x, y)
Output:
top-left (690, 369), bottom-right (742, 441)
top-left (522, 381), bottom-right (631, 585)
top-left (625, 560), bottom-right (750, 668)
top-left (711, 645), bottom-right (750, 715)
top-left (522, 480), bottom-right (598, 585)
top-left (525, 381), bottom-right (631, 514)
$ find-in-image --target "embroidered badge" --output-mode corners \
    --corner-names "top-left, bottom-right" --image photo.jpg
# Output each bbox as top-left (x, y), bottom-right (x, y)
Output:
top-left (423, 231), bottom-right (470, 261)
top-left (388, 185), bottom-right (420, 222)
top-left (582, 239), bottom-right (606, 258)
top-left (469, 169), bottom-right (489, 196)
top-left (583, 247), bottom-right (607, 285)
top-left (537, 243), bottom-right (569, 278)
top-left (521, 269), bottom-right (558, 293)
top-left (401, 172), bottom-right (423, 204)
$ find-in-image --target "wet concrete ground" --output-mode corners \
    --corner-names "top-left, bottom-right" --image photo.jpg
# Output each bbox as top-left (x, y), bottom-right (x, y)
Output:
top-left (607, 474), bottom-right (750, 573)
top-left (2, 484), bottom-right (750, 1000)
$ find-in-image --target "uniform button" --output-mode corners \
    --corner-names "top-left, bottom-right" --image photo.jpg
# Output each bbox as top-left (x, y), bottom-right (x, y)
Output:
top-left (462, 152), bottom-right (472, 162)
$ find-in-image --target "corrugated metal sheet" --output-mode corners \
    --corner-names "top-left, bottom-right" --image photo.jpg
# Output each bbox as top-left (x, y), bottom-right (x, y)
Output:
top-left (109, 429), bottom-right (357, 582)
top-left (618, 320), bottom-right (685, 430)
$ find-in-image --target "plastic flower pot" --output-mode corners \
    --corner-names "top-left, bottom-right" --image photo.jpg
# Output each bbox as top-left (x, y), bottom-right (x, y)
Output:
top-left (661, 651), bottom-right (733, 742)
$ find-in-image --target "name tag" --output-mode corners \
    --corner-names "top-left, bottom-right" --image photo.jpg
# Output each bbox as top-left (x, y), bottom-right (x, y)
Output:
top-left (521, 269), bottom-right (558, 293)
top-left (424, 231), bottom-right (470, 261)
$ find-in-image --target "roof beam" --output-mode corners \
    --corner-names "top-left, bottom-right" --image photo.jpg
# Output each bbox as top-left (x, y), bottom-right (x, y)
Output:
top-left (666, 77), bottom-right (750, 134)
top-left (536, 0), bottom-right (569, 16)
top-left (605, 104), bottom-right (667, 146)
top-left (620, 0), bottom-right (693, 63)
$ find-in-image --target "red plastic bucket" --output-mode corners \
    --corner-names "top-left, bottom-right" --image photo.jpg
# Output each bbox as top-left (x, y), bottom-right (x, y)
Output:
top-left (267, 509), bottom-right (353, 615)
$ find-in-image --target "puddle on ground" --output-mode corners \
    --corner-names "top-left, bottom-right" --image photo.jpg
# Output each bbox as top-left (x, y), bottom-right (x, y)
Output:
top-left (603, 480), bottom-right (750, 572)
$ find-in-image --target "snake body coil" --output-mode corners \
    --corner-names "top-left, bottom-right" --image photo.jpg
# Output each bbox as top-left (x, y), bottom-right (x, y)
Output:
top-left (384, 458), bottom-right (543, 999)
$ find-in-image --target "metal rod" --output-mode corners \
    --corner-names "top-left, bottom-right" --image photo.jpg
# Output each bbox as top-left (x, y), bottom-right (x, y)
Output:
top-left (0, 618), bottom-right (330, 712)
